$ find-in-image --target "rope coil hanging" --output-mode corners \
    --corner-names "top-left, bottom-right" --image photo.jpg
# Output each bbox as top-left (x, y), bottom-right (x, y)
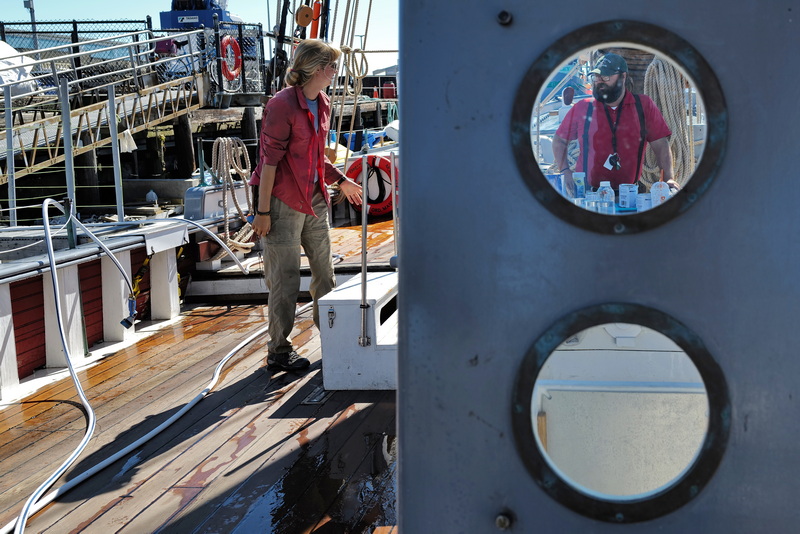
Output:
top-left (210, 137), bottom-right (255, 260)
top-left (642, 57), bottom-right (695, 189)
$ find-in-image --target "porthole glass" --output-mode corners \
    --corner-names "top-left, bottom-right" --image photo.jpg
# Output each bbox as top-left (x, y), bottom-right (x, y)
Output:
top-left (532, 46), bottom-right (704, 214)
top-left (512, 304), bottom-right (730, 522)
top-left (511, 21), bottom-right (726, 234)
top-left (534, 323), bottom-right (708, 500)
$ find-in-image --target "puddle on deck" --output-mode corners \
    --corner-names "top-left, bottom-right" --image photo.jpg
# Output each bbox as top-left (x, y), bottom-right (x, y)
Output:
top-left (225, 429), bottom-right (397, 533)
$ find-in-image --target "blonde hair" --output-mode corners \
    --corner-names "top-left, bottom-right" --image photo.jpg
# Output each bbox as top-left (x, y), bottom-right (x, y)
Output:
top-left (285, 39), bottom-right (342, 87)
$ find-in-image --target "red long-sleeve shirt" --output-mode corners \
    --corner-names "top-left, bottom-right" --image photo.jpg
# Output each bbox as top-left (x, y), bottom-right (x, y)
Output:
top-left (249, 85), bottom-right (345, 216)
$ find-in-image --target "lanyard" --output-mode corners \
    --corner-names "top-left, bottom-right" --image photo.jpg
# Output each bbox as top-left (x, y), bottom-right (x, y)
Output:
top-left (602, 102), bottom-right (624, 155)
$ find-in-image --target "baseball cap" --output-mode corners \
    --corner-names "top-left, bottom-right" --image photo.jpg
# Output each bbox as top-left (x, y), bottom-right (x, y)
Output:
top-left (590, 53), bottom-right (628, 76)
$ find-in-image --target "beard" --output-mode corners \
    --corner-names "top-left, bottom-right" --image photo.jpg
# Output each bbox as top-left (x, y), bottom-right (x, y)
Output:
top-left (593, 76), bottom-right (625, 103)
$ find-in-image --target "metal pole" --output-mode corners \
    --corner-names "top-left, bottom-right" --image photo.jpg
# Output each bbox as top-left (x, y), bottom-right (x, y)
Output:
top-left (23, 0), bottom-right (41, 60)
top-left (108, 85), bottom-right (125, 221)
top-left (58, 78), bottom-right (77, 247)
top-left (358, 154), bottom-right (371, 347)
top-left (4, 90), bottom-right (17, 226)
top-left (390, 150), bottom-right (398, 257)
top-left (237, 23), bottom-right (247, 92)
top-left (213, 14), bottom-right (224, 103)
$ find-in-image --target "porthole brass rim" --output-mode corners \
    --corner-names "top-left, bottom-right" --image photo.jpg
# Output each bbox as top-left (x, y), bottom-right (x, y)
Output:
top-left (510, 20), bottom-right (727, 234)
top-left (511, 303), bottom-right (730, 522)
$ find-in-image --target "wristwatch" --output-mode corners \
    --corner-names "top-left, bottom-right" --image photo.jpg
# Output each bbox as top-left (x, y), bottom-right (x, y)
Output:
top-left (255, 209), bottom-right (271, 216)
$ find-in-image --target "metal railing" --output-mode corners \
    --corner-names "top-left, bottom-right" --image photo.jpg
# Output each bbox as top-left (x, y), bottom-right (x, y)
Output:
top-left (0, 19), bottom-right (268, 227)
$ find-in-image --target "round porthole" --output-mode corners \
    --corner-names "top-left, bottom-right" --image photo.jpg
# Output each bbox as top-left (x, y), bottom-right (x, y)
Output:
top-left (511, 21), bottom-right (727, 234)
top-left (511, 304), bottom-right (730, 522)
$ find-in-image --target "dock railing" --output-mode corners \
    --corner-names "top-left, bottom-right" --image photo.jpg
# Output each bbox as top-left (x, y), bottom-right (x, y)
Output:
top-left (0, 20), bottom-right (267, 226)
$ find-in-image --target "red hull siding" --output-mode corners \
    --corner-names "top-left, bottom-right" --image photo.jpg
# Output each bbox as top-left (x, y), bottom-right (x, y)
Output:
top-left (11, 276), bottom-right (46, 379)
top-left (79, 259), bottom-right (104, 347)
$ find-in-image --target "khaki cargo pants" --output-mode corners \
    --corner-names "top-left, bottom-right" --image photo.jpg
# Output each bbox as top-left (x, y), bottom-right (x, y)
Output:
top-left (262, 189), bottom-right (335, 355)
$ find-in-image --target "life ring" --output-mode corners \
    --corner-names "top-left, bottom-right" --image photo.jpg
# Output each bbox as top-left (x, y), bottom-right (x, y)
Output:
top-left (345, 155), bottom-right (399, 216)
top-left (220, 35), bottom-right (242, 81)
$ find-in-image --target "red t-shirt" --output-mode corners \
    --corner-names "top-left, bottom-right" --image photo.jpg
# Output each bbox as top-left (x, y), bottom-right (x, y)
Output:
top-left (555, 92), bottom-right (671, 189)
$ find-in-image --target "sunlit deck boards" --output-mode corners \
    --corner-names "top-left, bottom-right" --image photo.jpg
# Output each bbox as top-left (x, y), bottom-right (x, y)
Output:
top-left (0, 302), bottom-right (397, 532)
top-left (189, 218), bottom-right (398, 302)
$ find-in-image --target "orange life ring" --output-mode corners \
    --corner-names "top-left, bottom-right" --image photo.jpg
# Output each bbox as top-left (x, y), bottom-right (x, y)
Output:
top-left (220, 35), bottom-right (242, 81)
top-left (345, 155), bottom-right (399, 216)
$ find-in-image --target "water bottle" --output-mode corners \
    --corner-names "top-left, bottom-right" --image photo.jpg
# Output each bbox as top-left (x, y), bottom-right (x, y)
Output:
top-left (597, 181), bottom-right (615, 214)
top-left (597, 181), bottom-right (615, 203)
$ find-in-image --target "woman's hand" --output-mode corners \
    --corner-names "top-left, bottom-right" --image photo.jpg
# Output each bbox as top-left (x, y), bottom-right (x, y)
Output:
top-left (252, 213), bottom-right (271, 237)
top-left (340, 179), bottom-right (363, 205)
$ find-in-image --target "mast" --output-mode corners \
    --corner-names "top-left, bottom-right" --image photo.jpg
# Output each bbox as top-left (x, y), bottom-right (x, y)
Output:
top-left (267, 0), bottom-right (292, 93)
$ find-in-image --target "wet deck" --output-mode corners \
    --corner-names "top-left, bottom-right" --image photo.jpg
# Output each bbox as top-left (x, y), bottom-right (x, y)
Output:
top-left (0, 221), bottom-right (397, 533)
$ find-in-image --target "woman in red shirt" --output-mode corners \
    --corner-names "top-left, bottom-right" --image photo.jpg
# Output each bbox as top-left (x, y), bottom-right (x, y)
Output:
top-left (251, 39), bottom-right (362, 371)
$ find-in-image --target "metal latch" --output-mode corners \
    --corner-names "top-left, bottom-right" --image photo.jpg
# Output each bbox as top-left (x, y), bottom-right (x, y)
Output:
top-left (327, 306), bottom-right (336, 328)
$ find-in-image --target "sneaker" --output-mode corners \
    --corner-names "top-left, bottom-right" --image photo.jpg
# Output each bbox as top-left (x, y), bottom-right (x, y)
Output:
top-left (267, 351), bottom-right (310, 371)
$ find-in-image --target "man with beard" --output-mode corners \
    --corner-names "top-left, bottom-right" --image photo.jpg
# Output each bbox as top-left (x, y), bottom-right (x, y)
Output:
top-left (553, 53), bottom-right (678, 196)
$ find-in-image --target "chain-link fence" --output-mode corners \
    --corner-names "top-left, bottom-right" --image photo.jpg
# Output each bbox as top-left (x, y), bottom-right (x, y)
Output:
top-left (152, 22), bottom-right (266, 97)
top-left (1, 18), bottom-right (266, 106)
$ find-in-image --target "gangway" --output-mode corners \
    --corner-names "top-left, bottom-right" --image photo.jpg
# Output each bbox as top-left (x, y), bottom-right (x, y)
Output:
top-left (0, 20), bottom-right (266, 224)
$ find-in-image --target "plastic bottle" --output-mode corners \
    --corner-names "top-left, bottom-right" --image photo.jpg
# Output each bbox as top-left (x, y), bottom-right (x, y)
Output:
top-left (572, 172), bottom-right (586, 198)
top-left (597, 181), bottom-right (615, 204)
top-left (650, 181), bottom-right (670, 207)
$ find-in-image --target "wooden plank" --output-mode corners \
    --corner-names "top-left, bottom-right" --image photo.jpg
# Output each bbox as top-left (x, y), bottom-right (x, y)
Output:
top-left (34, 344), bottom-right (326, 531)
top-left (0, 291), bottom-right (396, 533)
top-left (10, 276), bottom-right (46, 378)
top-left (105, 367), bottom-right (345, 532)
top-left (180, 392), bottom-right (392, 533)
top-left (299, 394), bottom-right (396, 533)
top-left (0, 308), bottom-right (254, 435)
top-left (1, 307), bottom-right (317, 530)
top-left (0, 302), bottom-right (269, 429)
top-left (0, 305), bottom-right (286, 526)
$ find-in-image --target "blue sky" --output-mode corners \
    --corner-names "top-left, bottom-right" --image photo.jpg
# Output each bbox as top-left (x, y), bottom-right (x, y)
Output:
top-left (4, 0), bottom-right (399, 71)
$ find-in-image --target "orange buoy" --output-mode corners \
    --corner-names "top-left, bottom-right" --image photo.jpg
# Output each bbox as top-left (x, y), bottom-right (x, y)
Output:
top-left (345, 155), bottom-right (399, 216)
top-left (220, 35), bottom-right (242, 81)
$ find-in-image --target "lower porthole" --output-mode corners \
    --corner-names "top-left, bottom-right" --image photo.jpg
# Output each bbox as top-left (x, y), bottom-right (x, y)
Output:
top-left (511, 304), bottom-right (729, 522)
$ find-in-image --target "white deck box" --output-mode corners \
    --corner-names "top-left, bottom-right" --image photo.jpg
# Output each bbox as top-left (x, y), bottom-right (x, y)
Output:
top-left (319, 272), bottom-right (398, 390)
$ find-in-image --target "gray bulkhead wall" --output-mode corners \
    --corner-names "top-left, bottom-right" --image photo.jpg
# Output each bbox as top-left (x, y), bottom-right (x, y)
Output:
top-left (398, 1), bottom-right (800, 532)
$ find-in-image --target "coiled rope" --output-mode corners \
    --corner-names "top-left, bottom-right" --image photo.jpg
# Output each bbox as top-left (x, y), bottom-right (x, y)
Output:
top-left (642, 57), bottom-right (695, 189)
top-left (210, 137), bottom-right (255, 260)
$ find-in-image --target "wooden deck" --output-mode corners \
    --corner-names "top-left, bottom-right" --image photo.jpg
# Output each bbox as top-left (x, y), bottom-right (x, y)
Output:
top-left (0, 222), bottom-right (397, 533)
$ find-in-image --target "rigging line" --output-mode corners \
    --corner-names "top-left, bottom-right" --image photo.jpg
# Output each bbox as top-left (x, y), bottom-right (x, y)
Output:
top-left (362, 0), bottom-right (374, 48)
top-left (347, 0), bottom-right (360, 49)
top-left (642, 57), bottom-right (693, 188)
top-left (210, 137), bottom-right (255, 261)
top-left (330, 0), bottom-right (342, 46)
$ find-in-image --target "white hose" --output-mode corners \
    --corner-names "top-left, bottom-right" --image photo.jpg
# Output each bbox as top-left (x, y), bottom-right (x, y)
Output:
top-left (13, 200), bottom-right (98, 534)
top-left (1, 291), bottom-right (311, 534)
top-left (4, 203), bottom-right (258, 533)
